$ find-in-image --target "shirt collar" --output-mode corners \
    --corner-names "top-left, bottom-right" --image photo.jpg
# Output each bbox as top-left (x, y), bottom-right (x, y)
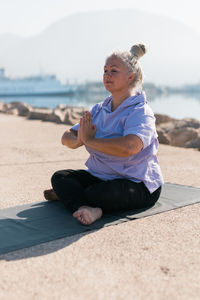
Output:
top-left (102, 92), bottom-right (146, 113)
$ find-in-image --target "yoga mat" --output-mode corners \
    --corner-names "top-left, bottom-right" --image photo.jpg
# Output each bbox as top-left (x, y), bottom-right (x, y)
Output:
top-left (0, 183), bottom-right (200, 255)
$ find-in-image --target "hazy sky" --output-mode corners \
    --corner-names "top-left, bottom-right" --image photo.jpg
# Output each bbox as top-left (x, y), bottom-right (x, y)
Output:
top-left (1, 0), bottom-right (200, 37)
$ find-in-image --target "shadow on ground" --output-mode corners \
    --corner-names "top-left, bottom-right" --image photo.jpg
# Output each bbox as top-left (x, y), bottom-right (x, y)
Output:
top-left (0, 200), bottom-right (148, 261)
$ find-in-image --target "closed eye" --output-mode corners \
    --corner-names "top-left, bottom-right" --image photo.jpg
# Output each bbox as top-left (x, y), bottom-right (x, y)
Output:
top-left (104, 69), bottom-right (118, 73)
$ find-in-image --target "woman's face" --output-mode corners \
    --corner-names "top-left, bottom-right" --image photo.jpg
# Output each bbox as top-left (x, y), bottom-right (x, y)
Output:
top-left (103, 57), bottom-right (134, 94)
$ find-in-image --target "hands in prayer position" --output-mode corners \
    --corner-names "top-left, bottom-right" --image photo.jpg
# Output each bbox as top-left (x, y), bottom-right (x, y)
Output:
top-left (78, 111), bottom-right (97, 145)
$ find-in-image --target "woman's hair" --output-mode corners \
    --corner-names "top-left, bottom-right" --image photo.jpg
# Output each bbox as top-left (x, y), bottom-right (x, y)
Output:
top-left (106, 43), bottom-right (147, 92)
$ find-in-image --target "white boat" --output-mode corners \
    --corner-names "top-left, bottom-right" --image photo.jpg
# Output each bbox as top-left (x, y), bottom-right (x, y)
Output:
top-left (0, 68), bottom-right (77, 96)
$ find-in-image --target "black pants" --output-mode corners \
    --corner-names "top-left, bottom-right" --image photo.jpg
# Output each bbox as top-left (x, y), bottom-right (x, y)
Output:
top-left (51, 169), bottom-right (161, 213)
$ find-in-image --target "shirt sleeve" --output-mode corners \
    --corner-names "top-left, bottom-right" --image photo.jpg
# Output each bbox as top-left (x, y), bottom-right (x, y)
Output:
top-left (70, 103), bottom-right (100, 131)
top-left (123, 107), bottom-right (157, 150)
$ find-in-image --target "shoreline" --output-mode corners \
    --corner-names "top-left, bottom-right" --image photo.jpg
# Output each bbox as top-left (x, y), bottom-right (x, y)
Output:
top-left (1, 112), bottom-right (200, 207)
top-left (1, 100), bottom-right (200, 150)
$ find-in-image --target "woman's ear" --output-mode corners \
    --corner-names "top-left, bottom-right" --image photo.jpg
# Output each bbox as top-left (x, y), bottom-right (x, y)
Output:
top-left (128, 73), bottom-right (135, 85)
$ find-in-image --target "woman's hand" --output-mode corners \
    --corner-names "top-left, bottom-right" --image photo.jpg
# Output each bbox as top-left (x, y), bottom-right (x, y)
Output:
top-left (62, 128), bottom-right (84, 148)
top-left (79, 111), bottom-right (97, 144)
top-left (77, 122), bottom-right (84, 146)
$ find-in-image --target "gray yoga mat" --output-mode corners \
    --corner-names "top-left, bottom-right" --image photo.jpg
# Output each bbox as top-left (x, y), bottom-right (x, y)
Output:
top-left (0, 183), bottom-right (200, 255)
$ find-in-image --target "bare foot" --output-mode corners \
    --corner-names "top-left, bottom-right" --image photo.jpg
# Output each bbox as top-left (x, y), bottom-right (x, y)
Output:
top-left (73, 206), bottom-right (102, 225)
top-left (43, 189), bottom-right (59, 201)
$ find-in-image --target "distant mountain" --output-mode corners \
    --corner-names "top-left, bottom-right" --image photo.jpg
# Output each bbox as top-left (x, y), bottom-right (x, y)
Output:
top-left (0, 33), bottom-right (23, 58)
top-left (0, 9), bottom-right (200, 85)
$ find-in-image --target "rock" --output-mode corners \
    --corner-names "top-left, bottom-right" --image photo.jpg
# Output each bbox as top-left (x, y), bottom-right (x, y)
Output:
top-left (174, 118), bottom-right (200, 129)
top-left (63, 108), bottom-right (84, 125)
top-left (157, 129), bottom-right (170, 145)
top-left (155, 114), bottom-right (176, 125)
top-left (0, 101), bottom-right (7, 112)
top-left (2, 101), bottom-right (31, 116)
top-left (27, 105), bottom-right (85, 125)
top-left (167, 127), bottom-right (198, 147)
top-left (53, 107), bottom-right (66, 123)
top-left (27, 107), bottom-right (60, 123)
top-left (156, 115), bottom-right (200, 148)
top-left (6, 108), bottom-right (19, 115)
top-left (11, 102), bottom-right (31, 116)
top-left (55, 104), bottom-right (70, 110)
top-left (185, 137), bottom-right (200, 149)
top-left (53, 105), bottom-right (85, 125)
top-left (65, 107), bottom-right (85, 125)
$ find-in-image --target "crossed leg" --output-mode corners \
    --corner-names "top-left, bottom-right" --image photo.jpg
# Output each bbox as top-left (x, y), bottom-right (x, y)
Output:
top-left (44, 170), bottom-right (159, 226)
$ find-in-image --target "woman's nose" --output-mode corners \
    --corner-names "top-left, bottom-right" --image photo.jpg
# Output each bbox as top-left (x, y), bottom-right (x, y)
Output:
top-left (104, 71), bottom-right (112, 77)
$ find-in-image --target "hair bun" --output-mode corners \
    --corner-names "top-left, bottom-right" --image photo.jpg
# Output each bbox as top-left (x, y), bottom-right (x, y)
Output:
top-left (130, 43), bottom-right (147, 60)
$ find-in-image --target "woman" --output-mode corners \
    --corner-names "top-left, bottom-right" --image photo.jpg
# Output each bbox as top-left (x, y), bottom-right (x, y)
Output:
top-left (44, 43), bottom-right (164, 225)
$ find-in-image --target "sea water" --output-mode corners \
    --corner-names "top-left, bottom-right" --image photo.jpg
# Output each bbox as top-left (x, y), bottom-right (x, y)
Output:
top-left (149, 93), bottom-right (200, 121)
top-left (1, 93), bottom-right (200, 121)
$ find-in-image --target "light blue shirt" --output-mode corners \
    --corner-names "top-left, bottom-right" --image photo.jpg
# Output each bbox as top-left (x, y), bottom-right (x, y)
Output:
top-left (71, 92), bottom-right (164, 193)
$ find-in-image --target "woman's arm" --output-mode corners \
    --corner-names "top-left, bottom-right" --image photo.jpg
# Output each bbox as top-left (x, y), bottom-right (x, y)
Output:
top-left (79, 111), bottom-right (143, 157)
top-left (84, 134), bottom-right (143, 157)
top-left (61, 129), bottom-right (83, 149)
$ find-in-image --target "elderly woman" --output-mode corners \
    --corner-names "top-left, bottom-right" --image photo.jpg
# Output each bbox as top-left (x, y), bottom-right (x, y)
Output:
top-left (44, 43), bottom-right (164, 225)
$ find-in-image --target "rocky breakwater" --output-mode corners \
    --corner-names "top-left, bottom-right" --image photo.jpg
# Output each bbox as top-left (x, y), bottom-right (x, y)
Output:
top-left (1, 101), bottom-right (200, 149)
top-left (155, 114), bottom-right (200, 149)
top-left (0, 101), bottom-right (85, 125)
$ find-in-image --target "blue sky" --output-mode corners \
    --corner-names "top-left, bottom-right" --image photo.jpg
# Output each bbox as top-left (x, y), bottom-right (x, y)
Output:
top-left (0, 0), bottom-right (200, 37)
